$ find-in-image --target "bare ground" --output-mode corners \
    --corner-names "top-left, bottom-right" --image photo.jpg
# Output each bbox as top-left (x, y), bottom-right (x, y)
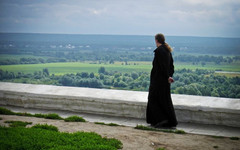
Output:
top-left (0, 115), bottom-right (239, 150)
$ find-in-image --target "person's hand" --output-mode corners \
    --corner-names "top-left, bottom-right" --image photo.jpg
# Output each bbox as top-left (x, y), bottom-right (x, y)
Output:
top-left (168, 77), bottom-right (174, 83)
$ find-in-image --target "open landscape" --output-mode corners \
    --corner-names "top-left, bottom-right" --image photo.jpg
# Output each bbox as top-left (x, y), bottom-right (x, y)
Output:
top-left (0, 33), bottom-right (240, 98)
top-left (0, 60), bottom-right (240, 75)
top-left (1, 1), bottom-right (240, 150)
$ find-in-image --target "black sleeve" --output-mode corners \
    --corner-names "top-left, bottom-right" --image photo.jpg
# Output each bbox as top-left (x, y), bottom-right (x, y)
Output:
top-left (169, 53), bottom-right (174, 77)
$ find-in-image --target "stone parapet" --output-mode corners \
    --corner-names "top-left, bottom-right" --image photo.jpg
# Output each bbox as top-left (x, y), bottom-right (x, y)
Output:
top-left (0, 82), bottom-right (239, 127)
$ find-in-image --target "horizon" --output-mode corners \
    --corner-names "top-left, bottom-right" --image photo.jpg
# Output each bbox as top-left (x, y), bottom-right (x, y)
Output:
top-left (1, 32), bottom-right (240, 39)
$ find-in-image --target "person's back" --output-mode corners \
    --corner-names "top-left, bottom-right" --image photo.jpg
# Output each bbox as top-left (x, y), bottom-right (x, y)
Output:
top-left (146, 33), bottom-right (177, 128)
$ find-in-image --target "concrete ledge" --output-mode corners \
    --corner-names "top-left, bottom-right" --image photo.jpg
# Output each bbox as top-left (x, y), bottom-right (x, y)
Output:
top-left (0, 82), bottom-right (239, 127)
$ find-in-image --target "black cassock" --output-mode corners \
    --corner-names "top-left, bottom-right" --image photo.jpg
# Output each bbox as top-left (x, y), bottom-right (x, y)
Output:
top-left (146, 45), bottom-right (178, 127)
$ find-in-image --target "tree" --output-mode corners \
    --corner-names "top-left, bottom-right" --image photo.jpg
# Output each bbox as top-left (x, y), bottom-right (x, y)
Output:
top-left (43, 68), bottom-right (49, 76)
top-left (60, 75), bottom-right (73, 86)
top-left (201, 62), bottom-right (206, 67)
top-left (131, 72), bottom-right (139, 80)
top-left (90, 72), bottom-right (94, 78)
top-left (80, 72), bottom-right (89, 78)
top-left (98, 67), bottom-right (106, 74)
top-left (109, 59), bottom-right (114, 64)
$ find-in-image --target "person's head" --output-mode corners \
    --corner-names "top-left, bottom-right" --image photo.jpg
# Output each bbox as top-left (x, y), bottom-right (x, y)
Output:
top-left (155, 33), bottom-right (172, 52)
top-left (155, 33), bottom-right (165, 46)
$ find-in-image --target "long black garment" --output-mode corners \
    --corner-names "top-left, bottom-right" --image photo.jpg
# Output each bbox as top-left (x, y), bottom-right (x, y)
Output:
top-left (146, 45), bottom-right (178, 126)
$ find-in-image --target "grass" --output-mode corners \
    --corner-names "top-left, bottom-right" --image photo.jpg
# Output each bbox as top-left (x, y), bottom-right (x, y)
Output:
top-left (135, 125), bottom-right (186, 134)
top-left (34, 113), bottom-right (47, 118)
top-left (0, 107), bottom-right (15, 115)
top-left (95, 122), bottom-right (121, 126)
top-left (0, 107), bottom-right (84, 121)
top-left (64, 116), bottom-right (86, 122)
top-left (0, 61), bottom-right (239, 76)
top-left (211, 136), bottom-right (225, 139)
top-left (156, 148), bottom-right (166, 150)
top-left (23, 113), bottom-right (63, 120)
top-left (4, 121), bottom-right (32, 127)
top-left (230, 137), bottom-right (239, 140)
top-left (15, 112), bottom-right (35, 117)
top-left (214, 73), bottom-right (240, 78)
top-left (212, 136), bottom-right (240, 140)
top-left (44, 113), bottom-right (63, 120)
top-left (31, 123), bottom-right (59, 132)
top-left (0, 62), bottom-right (150, 75)
top-left (0, 125), bottom-right (122, 150)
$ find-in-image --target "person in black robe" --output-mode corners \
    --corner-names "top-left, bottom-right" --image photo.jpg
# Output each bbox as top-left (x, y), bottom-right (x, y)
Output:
top-left (146, 33), bottom-right (178, 128)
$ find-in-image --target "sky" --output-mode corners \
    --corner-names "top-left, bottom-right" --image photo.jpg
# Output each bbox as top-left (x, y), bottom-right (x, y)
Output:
top-left (0, 0), bottom-right (240, 37)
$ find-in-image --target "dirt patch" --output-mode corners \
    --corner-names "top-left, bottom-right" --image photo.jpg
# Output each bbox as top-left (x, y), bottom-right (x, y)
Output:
top-left (0, 115), bottom-right (239, 150)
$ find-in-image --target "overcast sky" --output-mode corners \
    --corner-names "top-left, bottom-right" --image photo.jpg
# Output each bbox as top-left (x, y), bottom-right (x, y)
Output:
top-left (0, 0), bottom-right (240, 37)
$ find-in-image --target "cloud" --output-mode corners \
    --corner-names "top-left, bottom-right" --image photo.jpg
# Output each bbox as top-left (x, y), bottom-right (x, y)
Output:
top-left (0, 0), bottom-right (239, 37)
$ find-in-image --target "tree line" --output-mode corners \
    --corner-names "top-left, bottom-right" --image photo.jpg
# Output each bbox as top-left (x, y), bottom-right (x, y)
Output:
top-left (1, 54), bottom-right (239, 65)
top-left (0, 67), bottom-right (239, 98)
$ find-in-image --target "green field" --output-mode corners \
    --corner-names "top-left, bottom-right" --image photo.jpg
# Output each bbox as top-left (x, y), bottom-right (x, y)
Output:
top-left (0, 61), bottom-right (239, 75)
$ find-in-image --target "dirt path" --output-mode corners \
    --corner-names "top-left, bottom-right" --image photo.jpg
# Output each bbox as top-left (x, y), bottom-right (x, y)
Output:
top-left (1, 115), bottom-right (239, 150)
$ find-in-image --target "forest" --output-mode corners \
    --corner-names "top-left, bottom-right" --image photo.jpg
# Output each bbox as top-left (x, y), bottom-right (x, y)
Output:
top-left (0, 67), bottom-right (239, 98)
top-left (0, 54), bottom-right (240, 65)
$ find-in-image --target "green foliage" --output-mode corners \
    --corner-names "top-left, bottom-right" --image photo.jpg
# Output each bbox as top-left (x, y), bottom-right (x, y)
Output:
top-left (0, 126), bottom-right (122, 150)
top-left (44, 113), bottom-right (63, 120)
top-left (4, 121), bottom-right (32, 127)
top-left (211, 136), bottom-right (225, 139)
top-left (213, 146), bottom-right (219, 149)
top-left (135, 125), bottom-right (186, 134)
top-left (0, 107), bottom-right (34, 117)
top-left (0, 107), bottom-right (65, 121)
top-left (156, 148), bottom-right (166, 150)
top-left (95, 122), bottom-right (121, 126)
top-left (98, 67), bottom-right (106, 74)
top-left (0, 107), bottom-right (15, 115)
top-left (34, 113), bottom-right (46, 118)
top-left (1, 65), bottom-right (240, 98)
top-left (64, 116), bottom-right (86, 122)
top-left (31, 124), bottom-right (59, 132)
top-left (15, 112), bottom-right (34, 117)
top-left (33, 113), bottom-right (63, 120)
top-left (0, 117), bottom-right (2, 120)
top-left (134, 125), bottom-right (156, 131)
top-left (230, 137), bottom-right (239, 140)
top-left (174, 130), bottom-right (186, 134)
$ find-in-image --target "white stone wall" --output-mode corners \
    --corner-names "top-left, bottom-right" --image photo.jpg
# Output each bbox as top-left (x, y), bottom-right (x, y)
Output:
top-left (0, 82), bottom-right (239, 127)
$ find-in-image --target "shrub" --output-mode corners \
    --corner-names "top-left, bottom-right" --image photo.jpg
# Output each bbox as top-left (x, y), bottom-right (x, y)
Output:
top-left (4, 121), bottom-right (32, 127)
top-left (44, 113), bottom-right (63, 120)
top-left (31, 124), bottom-right (59, 132)
top-left (34, 113), bottom-right (46, 118)
top-left (34, 113), bottom-right (63, 120)
top-left (0, 126), bottom-right (122, 150)
top-left (0, 107), bottom-right (15, 115)
top-left (64, 116), bottom-right (86, 122)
